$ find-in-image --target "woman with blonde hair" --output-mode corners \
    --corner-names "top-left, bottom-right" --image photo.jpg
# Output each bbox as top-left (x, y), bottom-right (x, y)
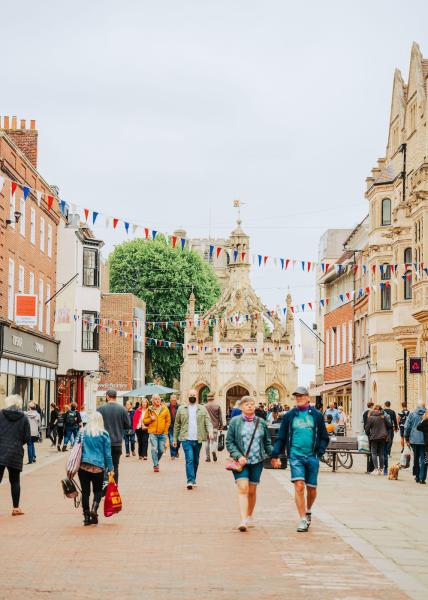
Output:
top-left (226, 396), bottom-right (273, 531)
top-left (75, 411), bottom-right (113, 526)
top-left (0, 395), bottom-right (31, 516)
top-left (133, 397), bottom-right (149, 460)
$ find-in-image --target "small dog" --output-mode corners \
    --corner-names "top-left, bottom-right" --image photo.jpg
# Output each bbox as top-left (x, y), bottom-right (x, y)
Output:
top-left (388, 463), bottom-right (401, 480)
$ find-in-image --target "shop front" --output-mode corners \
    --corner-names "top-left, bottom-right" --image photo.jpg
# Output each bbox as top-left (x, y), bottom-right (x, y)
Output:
top-left (0, 323), bottom-right (58, 420)
top-left (57, 372), bottom-right (85, 411)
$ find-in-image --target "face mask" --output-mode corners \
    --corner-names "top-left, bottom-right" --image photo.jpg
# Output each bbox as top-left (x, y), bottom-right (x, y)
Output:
top-left (189, 397), bottom-right (197, 404)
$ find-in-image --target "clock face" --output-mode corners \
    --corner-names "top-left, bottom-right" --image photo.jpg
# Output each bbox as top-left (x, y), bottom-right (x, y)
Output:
top-left (233, 345), bottom-right (243, 359)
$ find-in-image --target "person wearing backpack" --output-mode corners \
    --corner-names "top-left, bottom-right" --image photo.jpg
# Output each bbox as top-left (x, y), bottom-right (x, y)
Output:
top-left (62, 402), bottom-right (82, 451)
top-left (56, 405), bottom-right (67, 451)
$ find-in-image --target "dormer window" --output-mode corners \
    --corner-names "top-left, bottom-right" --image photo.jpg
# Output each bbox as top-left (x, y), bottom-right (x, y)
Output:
top-left (381, 198), bottom-right (391, 226)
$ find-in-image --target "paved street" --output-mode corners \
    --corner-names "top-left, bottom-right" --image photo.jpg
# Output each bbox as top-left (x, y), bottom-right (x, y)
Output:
top-left (1, 441), bottom-right (426, 600)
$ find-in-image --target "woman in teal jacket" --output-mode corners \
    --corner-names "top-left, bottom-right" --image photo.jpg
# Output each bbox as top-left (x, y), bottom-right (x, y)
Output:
top-left (76, 411), bottom-right (113, 526)
top-left (226, 396), bottom-right (272, 532)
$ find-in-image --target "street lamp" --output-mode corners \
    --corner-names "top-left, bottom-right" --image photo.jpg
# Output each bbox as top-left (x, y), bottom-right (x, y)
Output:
top-left (5, 210), bottom-right (22, 227)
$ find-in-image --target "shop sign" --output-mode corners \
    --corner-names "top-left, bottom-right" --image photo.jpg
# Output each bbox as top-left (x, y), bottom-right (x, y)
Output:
top-left (15, 294), bottom-right (38, 326)
top-left (1, 325), bottom-right (58, 367)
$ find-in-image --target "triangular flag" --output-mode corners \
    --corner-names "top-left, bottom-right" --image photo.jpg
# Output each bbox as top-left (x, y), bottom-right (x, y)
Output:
top-left (144, 228), bottom-right (149, 240)
top-left (152, 230), bottom-right (157, 240)
top-left (23, 186), bottom-right (30, 201)
top-left (180, 238), bottom-right (185, 250)
top-left (209, 245), bottom-right (214, 258)
top-left (36, 191), bottom-right (42, 207)
top-left (280, 258), bottom-right (284, 270)
top-left (241, 252), bottom-right (246, 262)
top-left (60, 200), bottom-right (66, 212)
top-left (172, 235), bottom-right (177, 248)
top-left (263, 256), bottom-right (268, 265)
top-left (132, 224), bottom-right (138, 234)
top-left (47, 195), bottom-right (54, 210)
top-left (113, 218), bottom-right (119, 229)
top-left (258, 255), bottom-right (262, 266)
top-left (84, 208), bottom-right (89, 222)
top-left (233, 249), bottom-right (238, 262)
top-left (0, 177), bottom-right (4, 193)
top-left (216, 247), bottom-right (222, 258)
top-left (92, 211), bottom-right (99, 225)
top-left (124, 222), bottom-right (130, 234)
top-left (285, 259), bottom-right (290, 270)
top-left (11, 182), bottom-right (17, 197)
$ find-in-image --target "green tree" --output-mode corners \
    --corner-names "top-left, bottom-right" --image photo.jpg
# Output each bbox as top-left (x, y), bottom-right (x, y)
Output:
top-left (109, 237), bottom-right (221, 386)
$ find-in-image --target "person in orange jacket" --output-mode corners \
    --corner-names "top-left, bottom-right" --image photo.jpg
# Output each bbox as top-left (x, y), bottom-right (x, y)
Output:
top-left (143, 395), bottom-right (171, 472)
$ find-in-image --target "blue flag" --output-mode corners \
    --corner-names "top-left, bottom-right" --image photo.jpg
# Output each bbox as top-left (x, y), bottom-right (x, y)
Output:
top-left (93, 211), bottom-right (98, 225)
top-left (23, 186), bottom-right (30, 201)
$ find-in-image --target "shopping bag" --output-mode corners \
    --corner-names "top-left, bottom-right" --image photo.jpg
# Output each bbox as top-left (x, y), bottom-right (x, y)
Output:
top-left (104, 474), bottom-right (122, 517)
top-left (66, 433), bottom-right (83, 477)
top-left (358, 433), bottom-right (370, 453)
top-left (400, 446), bottom-right (411, 469)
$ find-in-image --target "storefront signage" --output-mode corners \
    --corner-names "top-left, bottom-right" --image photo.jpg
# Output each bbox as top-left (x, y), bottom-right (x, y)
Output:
top-left (15, 294), bottom-right (37, 326)
top-left (409, 357), bottom-right (422, 374)
top-left (1, 324), bottom-right (58, 368)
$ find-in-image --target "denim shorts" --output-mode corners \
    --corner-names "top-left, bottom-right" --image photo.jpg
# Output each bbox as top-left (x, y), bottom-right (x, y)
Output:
top-left (233, 461), bottom-right (264, 485)
top-left (289, 453), bottom-right (320, 488)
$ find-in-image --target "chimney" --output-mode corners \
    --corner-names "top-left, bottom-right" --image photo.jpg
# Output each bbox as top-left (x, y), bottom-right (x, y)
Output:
top-left (1, 115), bottom-right (38, 168)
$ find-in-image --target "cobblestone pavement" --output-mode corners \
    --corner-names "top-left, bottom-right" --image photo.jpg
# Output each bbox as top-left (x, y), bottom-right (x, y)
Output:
top-left (0, 441), bottom-right (418, 600)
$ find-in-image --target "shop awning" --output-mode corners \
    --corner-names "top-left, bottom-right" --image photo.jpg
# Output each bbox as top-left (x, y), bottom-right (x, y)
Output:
top-left (309, 380), bottom-right (351, 396)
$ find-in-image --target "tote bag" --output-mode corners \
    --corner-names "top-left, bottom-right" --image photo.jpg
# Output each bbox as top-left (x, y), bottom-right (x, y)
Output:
top-left (66, 433), bottom-right (83, 477)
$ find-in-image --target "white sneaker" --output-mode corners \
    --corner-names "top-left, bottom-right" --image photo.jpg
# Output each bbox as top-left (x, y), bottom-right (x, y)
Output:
top-left (245, 516), bottom-right (255, 528)
top-left (297, 518), bottom-right (309, 532)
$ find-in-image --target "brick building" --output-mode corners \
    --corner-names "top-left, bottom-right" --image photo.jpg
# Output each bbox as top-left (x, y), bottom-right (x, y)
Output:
top-left (0, 116), bottom-right (60, 415)
top-left (97, 293), bottom-right (145, 404)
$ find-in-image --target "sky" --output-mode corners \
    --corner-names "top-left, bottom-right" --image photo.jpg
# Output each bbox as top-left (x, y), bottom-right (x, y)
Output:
top-left (3, 0), bottom-right (428, 383)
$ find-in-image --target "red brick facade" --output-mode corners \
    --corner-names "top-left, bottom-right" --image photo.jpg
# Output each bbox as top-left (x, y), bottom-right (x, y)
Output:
top-left (98, 293), bottom-right (146, 394)
top-left (324, 302), bottom-right (353, 383)
top-left (3, 117), bottom-right (38, 168)
top-left (0, 119), bottom-right (60, 339)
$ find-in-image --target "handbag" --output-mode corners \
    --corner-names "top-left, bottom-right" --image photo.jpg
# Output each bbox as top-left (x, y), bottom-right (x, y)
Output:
top-left (358, 432), bottom-right (370, 453)
top-left (66, 432), bottom-right (83, 477)
top-left (217, 432), bottom-right (225, 453)
top-left (61, 477), bottom-right (82, 508)
top-left (400, 446), bottom-right (411, 468)
top-left (225, 418), bottom-right (260, 473)
top-left (104, 474), bottom-right (123, 517)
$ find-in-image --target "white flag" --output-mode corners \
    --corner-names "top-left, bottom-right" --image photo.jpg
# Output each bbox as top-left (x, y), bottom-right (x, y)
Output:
top-left (36, 191), bottom-right (43, 207)
top-left (0, 176), bottom-right (4, 194)
top-left (300, 320), bottom-right (316, 364)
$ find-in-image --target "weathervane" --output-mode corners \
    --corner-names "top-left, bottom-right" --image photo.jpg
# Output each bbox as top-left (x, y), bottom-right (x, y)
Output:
top-left (233, 199), bottom-right (246, 220)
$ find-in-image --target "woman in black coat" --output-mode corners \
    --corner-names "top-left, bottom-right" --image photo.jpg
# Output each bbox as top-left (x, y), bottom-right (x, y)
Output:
top-left (0, 394), bottom-right (31, 515)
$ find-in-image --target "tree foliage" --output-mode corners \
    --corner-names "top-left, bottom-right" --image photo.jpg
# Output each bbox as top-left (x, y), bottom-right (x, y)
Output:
top-left (109, 237), bottom-right (221, 386)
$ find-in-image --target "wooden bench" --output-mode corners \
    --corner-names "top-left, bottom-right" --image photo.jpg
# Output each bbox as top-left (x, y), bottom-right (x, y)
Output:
top-left (325, 436), bottom-right (370, 472)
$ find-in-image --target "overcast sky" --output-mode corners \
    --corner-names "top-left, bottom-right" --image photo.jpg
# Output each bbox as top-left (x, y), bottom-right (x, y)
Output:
top-left (3, 0), bottom-right (428, 383)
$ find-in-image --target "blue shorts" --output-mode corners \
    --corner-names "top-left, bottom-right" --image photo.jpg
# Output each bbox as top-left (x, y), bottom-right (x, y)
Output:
top-left (233, 461), bottom-right (264, 485)
top-left (289, 453), bottom-right (320, 488)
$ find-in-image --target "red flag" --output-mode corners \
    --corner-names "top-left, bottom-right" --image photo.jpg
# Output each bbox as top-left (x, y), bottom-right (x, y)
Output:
top-left (326, 298), bottom-right (330, 305)
top-left (285, 259), bottom-right (290, 270)
top-left (290, 306), bottom-right (294, 313)
top-left (47, 195), bottom-right (54, 210)
top-left (372, 265), bottom-right (376, 274)
top-left (325, 263), bottom-right (329, 273)
top-left (353, 264), bottom-right (358, 274)
top-left (365, 286), bottom-right (370, 294)
top-left (171, 235), bottom-right (177, 248)
top-left (307, 261), bottom-right (311, 271)
top-left (241, 252), bottom-right (246, 262)
top-left (216, 247), bottom-right (222, 258)
top-left (346, 292), bottom-right (350, 300)
top-left (263, 256), bottom-right (268, 265)
top-left (308, 302), bottom-right (313, 310)
top-left (84, 208), bottom-right (89, 221)
top-left (11, 182), bottom-right (17, 196)
top-left (113, 218), bottom-right (119, 229)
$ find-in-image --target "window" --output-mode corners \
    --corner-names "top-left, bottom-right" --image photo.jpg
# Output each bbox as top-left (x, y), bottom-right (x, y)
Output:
top-left (83, 248), bottom-right (100, 287)
top-left (325, 329), bottom-right (330, 367)
top-left (9, 188), bottom-right (15, 229)
top-left (40, 218), bottom-right (45, 252)
top-left (30, 208), bottom-right (36, 244)
top-left (381, 198), bottom-right (391, 226)
top-left (47, 224), bottom-right (52, 258)
top-left (8, 259), bottom-right (15, 320)
top-left (336, 326), bottom-right (341, 365)
top-left (404, 247), bottom-right (412, 265)
top-left (18, 266), bottom-right (24, 293)
top-left (404, 270), bottom-right (412, 300)
top-left (342, 322), bottom-right (347, 362)
top-left (46, 285), bottom-right (51, 334)
top-left (332, 328), bottom-right (336, 366)
top-left (381, 264), bottom-right (391, 310)
top-left (82, 311), bottom-right (99, 351)
top-left (348, 321), bottom-right (353, 362)
top-left (38, 279), bottom-right (44, 331)
top-left (29, 272), bottom-right (34, 294)
top-left (20, 197), bottom-right (25, 236)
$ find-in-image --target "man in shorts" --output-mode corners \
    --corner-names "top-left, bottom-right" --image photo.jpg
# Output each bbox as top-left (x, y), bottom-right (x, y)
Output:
top-left (272, 386), bottom-right (329, 532)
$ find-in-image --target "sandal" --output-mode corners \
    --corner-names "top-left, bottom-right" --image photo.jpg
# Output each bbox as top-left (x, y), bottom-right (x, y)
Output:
top-left (12, 508), bottom-right (24, 516)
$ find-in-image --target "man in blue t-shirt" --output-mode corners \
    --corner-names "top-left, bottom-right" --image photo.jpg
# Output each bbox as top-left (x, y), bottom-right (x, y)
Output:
top-left (324, 403), bottom-right (340, 424)
top-left (272, 386), bottom-right (329, 532)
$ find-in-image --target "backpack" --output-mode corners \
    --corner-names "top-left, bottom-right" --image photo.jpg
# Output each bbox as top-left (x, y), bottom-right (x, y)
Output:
top-left (57, 413), bottom-right (65, 428)
top-left (66, 410), bottom-right (78, 427)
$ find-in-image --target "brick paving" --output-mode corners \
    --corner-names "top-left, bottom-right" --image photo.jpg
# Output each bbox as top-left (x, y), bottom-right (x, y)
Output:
top-left (0, 449), bottom-right (410, 600)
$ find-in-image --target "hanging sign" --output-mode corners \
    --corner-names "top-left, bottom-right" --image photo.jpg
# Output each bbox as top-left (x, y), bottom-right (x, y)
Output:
top-left (15, 294), bottom-right (38, 326)
top-left (409, 357), bottom-right (422, 374)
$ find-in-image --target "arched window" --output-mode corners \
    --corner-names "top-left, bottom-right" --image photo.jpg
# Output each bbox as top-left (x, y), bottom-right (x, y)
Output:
top-left (381, 263), bottom-right (391, 310)
top-left (404, 247), bottom-right (412, 265)
top-left (381, 198), bottom-right (391, 226)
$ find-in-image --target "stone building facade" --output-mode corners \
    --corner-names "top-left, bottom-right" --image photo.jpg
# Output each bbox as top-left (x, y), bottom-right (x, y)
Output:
top-left (365, 42), bottom-right (428, 411)
top-left (180, 221), bottom-right (298, 416)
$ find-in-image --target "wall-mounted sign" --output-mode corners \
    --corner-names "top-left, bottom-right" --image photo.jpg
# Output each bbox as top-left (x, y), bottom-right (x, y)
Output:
top-left (15, 294), bottom-right (37, 326)
top-left (409, 357), bottom-right (422, 374)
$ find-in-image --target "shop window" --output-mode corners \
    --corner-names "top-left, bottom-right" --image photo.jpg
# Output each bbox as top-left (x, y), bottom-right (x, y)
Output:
top-left (82, 311), bottom-right (99, 351)
top-left (83, 248), bottom-right (100, 287)
top-left (381, 198), bottom-right (391, 226)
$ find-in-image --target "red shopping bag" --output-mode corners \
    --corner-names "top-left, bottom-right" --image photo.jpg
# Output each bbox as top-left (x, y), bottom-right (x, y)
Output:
top-left (103, 474), bottom-right (122, 517)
